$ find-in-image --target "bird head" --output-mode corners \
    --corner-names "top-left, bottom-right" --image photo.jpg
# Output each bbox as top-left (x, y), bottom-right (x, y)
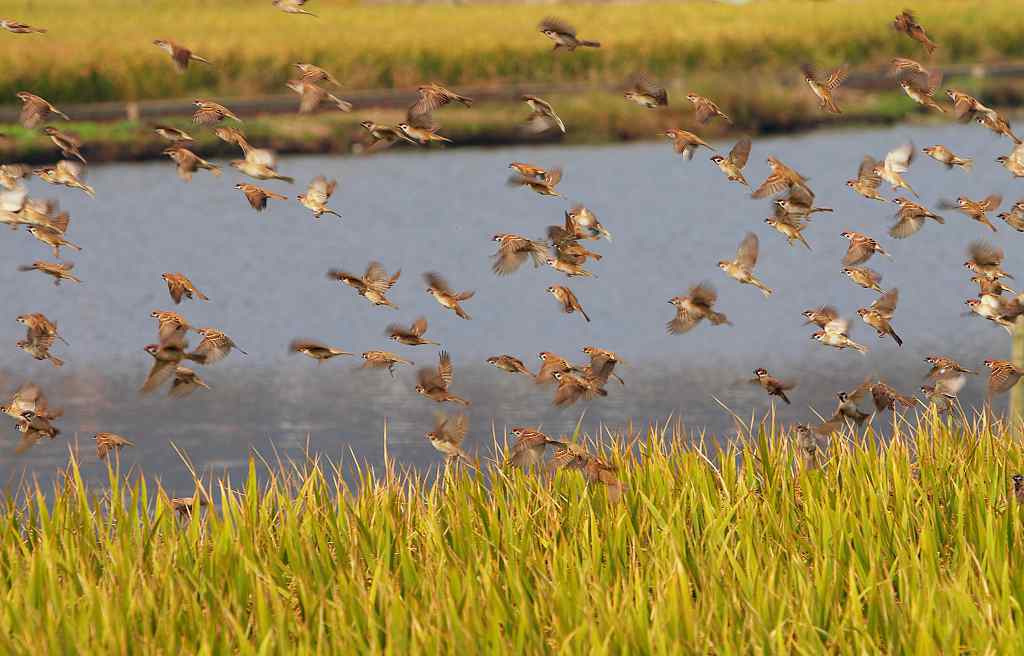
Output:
top-left (710, 155), bottom-right (724, 164)
top-left (965, 298), bottom-right (980, 308)
top-left (14, 92), bottom-right (29, 102)
top-left (510, 428), bottom-right (523, 438)
top-left (546, 286), bottom-right (556, 294)
top-left (716, 261), bottom-right (728, 270)
top-left (153, 39), bottom-right (167, 47)
top-left (957, 197), bottom-right (968, 206)
top-left (539, 352), bottom-right (553, 361)
top-left (983, 359), bottom-right (996, 368)
top-left (15, 315), bottom-right (27, 325)
top-left (944, 89), bottom-right (956, 100)
top-left (552, 372), bottom-right (564, 382)
top-left (193, 99), bottom-right (203, 107)
top-left (668, 297), bottom-right (682, 308)
top-left (233, 183), bottom-right (244, 190)
top-left (144, 344), bottom-right (159, 356)
top-left (486, 357), bottom-right (498, 365)
top-left (414, 384), bottom-right (426, 394)
top-left (840, 231), bottom-right (852, 239)
top-left (541, 28), bottom-right (557, 38)
top-left (845, 180), bottom-right (856, 188)
top-left (424, 431), bottom-right (437, 441)
top-left (359, 120), bottom-right (373, 130)
top-left (753, 368), bottom-right (767, 378)
top-left (41, 127), bottom-right (57, 136)
top-left (623, 91), bottom-right (637, 101)
top-left (492, 234), bottom-right (504, 242)
top-left (836, 391), bottom-right (848, 402)
top-left (581, 346), bottom-right (593, 355)
top-left (396, 123), bottom-right (410, 132)
top-left (996, 156), bottom-right (1008, 165)
top-left (811, 332), bottom-right (824, 341)
top-left (764, 218), bottom-right (776, 226)
top-left (924, 356), bottom-right (938, 364)
top-left (686, 93), bottom-right (699, 102)
top-left (855, 308), bottom-right (868, 317)
top-left (1013, 474), bottom-right (1024, 485)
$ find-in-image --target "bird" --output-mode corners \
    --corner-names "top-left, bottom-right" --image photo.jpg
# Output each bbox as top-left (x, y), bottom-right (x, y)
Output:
top-left (415, 351), bottom-right (469, 405)
top-left (964, 241), bottom-right (1012, 280)
top-left (295, 63), bottom-right (341, 86)
top-left (535, 351), bottom-right (574, 385)
top-left (898, 69), bottom-right (945, 113)
top-left (410, 83), bottom-right (473, 115)
top-left (162, 273), bottom-right (209, 305)
top-left (486, 355), bottom-right (534, 379)
top-left (42, 127), bottom-right (86, 163)
top-left (235, 183), bottom-right (287, 212)
top-left (718, 232), bottom-right (772, 297)
top-left (920, 376), bottom-right (966, 414)
top-left (624, 74), bottom-right (668, 108)
top-left (547, 285), bottom-right (590, 322)
top-left (290, 340), bottom-right (352, 364)
top-left (491, 233), bottom-right (548, 275)
top-left (802, 64), bottom-right (848, 113)
top-left (922, 145), bottom-right (970, 170)
top-left (975, 111), bottom-right (1021, 145)
top-left (507, 427), bottom-right (561, 469)
top-left (359, 121), bottom-right (416, 151)
top-left (359, 351), bottom-right (413, 376)
top-left (857, 288), bottom-right (903, 347)
top-left (387, 317), bottom-right (439, 347)
top-left (811, 316), bottom-right (868, 354)
top-left (889, 197), bottom-right (944, 239)
top-left (193, 328), bottom-right (246, 364)
top-left (965, 296), bottom-right (1021, 334)
top-left (686, 93), bottom-right (732, 124)
top-left (272, 0), bottom-right (317, 17)
top-left (1013, 475), bottom-right (1024, 504)
top-left (950, 195), bottom-right (1001, 232)
top-left (15, 92), bottom-right (68, 128)
top-left (152, 125), bottom-right (193, 142)
top-left (153, 39), bottom-right (211, 72)
top-left (508, 166), bottom-right (563, 197)
top-left (996, 144), bottom-right (1024, 178)
top-left (521, 95), bottom-right (565, 134)
top-left (847, 156), bottom-right (886, 202)
top-left (581, 346), bottom-right (624, 387)
top-left (667, 283), bottom-right (731, 334)
top-left (424, 413), bottom-right (473, 466)
top-left (424, 272), bottom-right (474, 320)
top-left (663, 129), bottom-right (713, 161)
top-left (764, 211), bottom-right (811, 251)
top-left (17, 313), bottom-right (68, 347)
top-left (971, 275), bottom-right (1014, 297)
top-left (327, 262), bottom-right (401, 308)
top-left (551, 370), bottom-right (607, 407)
top-left (842, 266), bottom-right (884, 293)
top-left (285, 79), bottom-right (351, 114)
top-left (841, 231), bottom-right (890, 266)
top-left (397, 104), bottom-right (451, 145)
top-left (17, 260), bottom-right (80, 286)
top-left (870, 381), bottom-right (916, 413)
top-left (140, 339), bottom-right (205, 395)
top-left (751, 156), bottom-right (809, 200)
top-left (229, 142), bottom-right (293, 183)
top-left (16, 334), bottom-right (63, 368)
top-left (710, 137), bottom-right (751, 186)
top-left (0, 19), bottom-right (46, 34)
top-left (802, 305), bottom-right (839, 329)
top-left (163, 146), bottom-right (221, 181)
top-left (832, 383), bottom-right (873, 426)
top-left (873, 142), bottom-right (917, 197)
top-left (893, 10), bottom-right (937, 54)
top-left (26, 225), bottom-right (81, 259)
top-left (998, 201), bottom-right (1024, 232)
top-left (94, 432), bottom-right (133, 460)
top-left (774, 186), bottom-right (832, 220)
top-left (192, 100), bottom-right (241, 125)
top-left (298, 176), bottom-right (341, 218)
top-left (564, 206), bottom-right (612, 241)
top-left (984, 359), bottom-right (1023, 403)
top-left (547, 442), bottom-right (624, 503)
top-left (537, 17), bottom-right (600, 51)
top-left (751, 368), bottom-right (795, 405)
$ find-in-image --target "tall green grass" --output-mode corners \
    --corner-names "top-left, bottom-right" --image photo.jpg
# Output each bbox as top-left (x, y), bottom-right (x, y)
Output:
top-left (2, 415), bottom-right (1024, 652)
top-left (0, 0), bottom-right (1022, 103)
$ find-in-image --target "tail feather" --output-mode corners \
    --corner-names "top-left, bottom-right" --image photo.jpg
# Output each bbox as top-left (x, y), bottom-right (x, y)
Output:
top-left (579, 40), bottom-right (601, 48)
top-left (891, 329), bottom-right (903, 347)
top-left (580, 308), bottom-right (591, 322)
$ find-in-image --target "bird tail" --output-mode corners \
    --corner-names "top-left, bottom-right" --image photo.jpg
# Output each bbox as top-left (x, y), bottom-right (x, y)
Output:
top-left (210, 165), bottom-right (222, 177)
top-left (196, 291), bottom-right (210, 301)
top-left (192, 55), bottom-right (212, 65)
top-left (851, 340), bottom-right (868, 354)
top-left (798, 234), bottom-right (812, 251)
top-left (933, 214), bottom-right (946, 224)
top-left (455, 306), bottom-right (471, 320)
top-left (779, 391), bottom-right (791, 405)
top-left (890, 329), bottom-right (903, 347)
top-left (275, 175), bottom-right (295, 184)
top-left (451, 395), bottom-right (471, 406)
top-left (959, 158), bottom-right (974, 172)
top-left (82, 184), bottom-right (96, 197)
top-left (825, 98), bottom-right (841, 114)
top-left (755, 281), bottom-right (773, 297)
top-left (580, 308), bottom-right (591, 322)
top-left (578, 40), bottom-right (601, 48)
top-left (48, 354), bottom-right (64, 368)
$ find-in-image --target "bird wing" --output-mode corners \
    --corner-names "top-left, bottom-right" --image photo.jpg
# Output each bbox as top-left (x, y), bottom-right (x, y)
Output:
top-left (871, 288), bottom-right (899, 316)
top-left (884, 142), bottom-right (915, 174)
top-left (423, 271), bottom-right (452, 294)
top-left (728, 137), bottom-right (752, 168)
top-left (736, 232), bottom-right (759, 270)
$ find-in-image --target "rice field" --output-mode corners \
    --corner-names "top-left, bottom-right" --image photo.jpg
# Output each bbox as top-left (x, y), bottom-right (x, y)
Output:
top-left (1, 1), bottom-right (1023, 103)
top-left (3, 416), bottom-right (1024, 653)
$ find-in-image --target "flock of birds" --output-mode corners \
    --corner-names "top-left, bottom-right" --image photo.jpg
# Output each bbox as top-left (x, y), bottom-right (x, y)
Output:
top-left (2, 6), bottom-right (1024, 502)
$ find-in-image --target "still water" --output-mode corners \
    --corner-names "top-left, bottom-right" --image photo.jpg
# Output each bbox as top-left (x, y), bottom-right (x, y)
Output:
top-left (1, 122), bottom-right (1021, 493)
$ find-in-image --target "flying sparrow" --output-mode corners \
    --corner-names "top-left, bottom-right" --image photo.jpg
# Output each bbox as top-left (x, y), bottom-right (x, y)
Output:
top-left (624, 74), bottom-right (668, 108)
top-left (359, 351), bottom-right (413, 376)
top-left (94, 432), bottom-right (133, 460)
top-left (841, 231), bottom-right (890, 266)
top-left (169, 367), bottom-right (210, 398)
top-left (235, 183), bottom-right (287, 211)
top-left (26, 225), bottom-right (81, 259)
top-left (152, 125), bottom-right (193, 142)
top-left (857, 288), bottom-right (903, 347)
top-left (15, 92), bottom-right (68, 128)
top-left (521, 95), bottom-right (565, 134)
top-left (289, 339), bottom-right (352, 364)
top-left (163, 146), bottom-right (221, 181)
top-left (17, 313), bottom-right (68, 346)
top-left (508, 166), bottom-right (563, 196)
top-left (486, 355), bottom-right (534, 379)
top-left (273, 0), bottom-right (317, 16)
top-left (842, 266), bottom-right (884, 293)
top-left (17, 260), bottom-right (80, 285)
top-left (847, 156), bottom-right (886, 202)
top-left (718, 232), bottom-right (772, 297)
top-left (924, 355), bottom-right (977, 380)
top-left (663, 129), bottom-right (713, 161)
top-left (870, 381), bottom-right (916, 413)
top-left (710, 137), bottom-right (751, 186)
top-left (667, 283), bottom-right (731, 334)
top-left (751, 156), bottom-right (809, 199)
top-left (889, 197), bottom-right (944, 239)
top-left (415, 351), bottom-right (469, 405)
top-left (873, 142), bottom-right (917, 197)
top-left (802, 305), bottom-right (838, 328)
top-left (507, 427), bottom-right (560, 469)
top-left (537, 17), bottom-right (600, 51)
top-left (898, 69), bottom-right (945, 113)
top-left (997, 201), bottom-right (1024, 231)
top-left (192, 100), bottom-right (241, 125)
top-left (162, 273), bottom-right (209, 305)
top-left (0, 19), bottom-right (46, 34)
top-left (491, 233), bottom-right (548, 275)
top-left (686, 93), bottom-right (732, 125)
top-left (153, 39), bottom-right (211, 72)
top-left (750, 368), bottom-right (795, 404)
top-left (410, 83), bottom-right (473, 116)
top-left (424, 272), bottom-right (474, 320)
top-left (964, 240), bottom-right (1012, 280)
top-left (285, 79), bottom-right (351, 113)
top-left (922, 145), bottom-right (970, 170)
top-left (193, 327), bottom-right (246, 364)
top-left (951, 195), bottom-right (1001, 232)
top-left (984, 359), bottom-right (1024, 402)
top-left (811, 316), bottom-right (868, 354)
top-left (565, 206), bottom-right (612, 241)
top-left (802, 64), bottom-right (848, 113)
top-left (425, 413), bottom-right (473, 466)
top-left (893, 10), bottom-right (937, 54)
top-left (387, 317), bottom-right (438, 346)
top-left (764, 211), bottom-right (811, 251)
top-left (547, 285), bottom-right (590, 322)
top-left (327, 262), bottom-right (401, 308)
top-left (298, 176), bottom-right (341, 218)
top-left (996, 144), bottom-right (1024, 178)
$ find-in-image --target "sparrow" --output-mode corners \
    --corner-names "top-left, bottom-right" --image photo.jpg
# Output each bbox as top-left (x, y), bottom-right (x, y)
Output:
top-left (0, 163), bottom-right (32, 190)
top-left (971, 275), bottom-right (1014, 296)
top-left (857, 288), bottom-right (903, 347)
top-left (996, 144), bottom-right (1024, 178)
top-left (951, 195), bottom-right (1001, 232)
top-left (998, 201), bottom-right (1024, 232)
top-left (169, 494), bottom-right (209, 519)
top-left (521, 95), bottom-right (565, 134)
top-left (230, 144), bottom-right (293, 183)
top-left (415, 351), bottom-right (469, 405)
top-left (508, 166), bottom-right (562, 196)
top-left (169, 367), bottom-right (210, 398)
top-left (976, 112), bottom-right (1021, 145)
top-left (491, 233), bottom-right (548, 275)
top-left (920, 377), bottom-right (966, 414)
top-left (847, 156), bottom-right (886, 202)
top-left (289, 339), bottom-right (352, 364)
top-left (802, 305), bottom-right (838, 328)
top-left (802, 64), bottom-right (848, 113)
top-left (94, 432), bottom-right (133, 460)
top-left (140, 341), bottom-right (204, 395)
top-left (889, 197), bottom-right (944, 239)
top-left (984, 359), bottom-right (1024, 401)
top-left (16, 335), bottom-right (63, 368)
top-left (582, 346), bottom-right (624, 385)
top-left (387, 317), bottom-right (438, 346)
top-left (424, 413), bottom-right (473, 466)
top-left (410, 83), bottom-right (473, 115)
top-left (162, 273), bottom-right (209, 305)
top-left (359, 351), bottom-right (413, 376)
top-left (548, 442), bottom-right (624, 503)
top-left (870, 381), bottom-right (916, 413)
top-left (151, 310), bottom-right (193, 344)
top-left (964, 240), bottom-right (1012, 280)
top-left (327, 262), bottom-right (401, 308)
top-left (1, 383), bottom-right (59, 424)
top-left (272, 0), bottom-right (317, 16)
top-left (873, 142), bottom-right (916, 197)
top-left (751, 156), bottom-right (809, 199)
top-left (551, 370), bottom-right (608, 407)
top-left (397, 105), bottom-right (451, 145)
top-left (793, 424), bottom-right (830, 469)
top-left (811, 316), bottom-right (868, 354)
top-left (764, 211), bottom-right (811, 251)
top-left (565, 206), bottom-right (612, 241)
top-left (663, 129), bottom-right (713, 161)
top-left (536, 351), bottom-right (574, 385)
top-left (686, 93), bottom-right (732, 125)
top-left (898, 69), bottom-right (945, 113)
top-left (842, 266), bottom-right (884, 293)
top-left (718, 232), bottom-right (772, 297)
top-left (17, 260), bottom-right (80, 285)
top-left (235, 183), bottom-right (287, 211)
top-left (15, 410), bottom-right (60, 452)
top-left (486, 355), bottom-right (534, 378)
top-left (193, 328), bottom-right (247, 364)
top-left (667, 283), bottom-right (731, 334)
top-left (153, 39), bottom-right (211, 72)
top-left (15, 92), bottom-right (68, 128)
top-left (507, 427), bottom-right (560, 469)
top-left (295, 63), bottom-right (340, 86)
top-left (285, 79), bottom-right (351, 113)
top-left (947, 90), bottom-right (995, 123)
top-left (751, 368), bottom-right (795, 404)
top-left (774, 186), bottom-right (832, 220)
top-left (547, 285), bottom-right (590, 322)
top-left (537, 17), bottom-right (600, 51)
top-left (153, 125), bottom-right (193, 142)
top-left (42, 127), bottom-right (86, 163)
top-left (841, 231), bottom-right (889, 266)
top-left (192, 100), bottom-right (242, 125)
top-left (26, 225), bottom-right (81, 259)
top-left (832, 383), bottom-right (873, 426)
top-left (624, 74), bottom-right (668, 108)
top-left (710, 137), bottom-right (751, 186)
top-left (0, 19), bottom-right (46, 34)
top-left (893, 10), bottom-right (937, 54)
top-left (359, 121), bottom-right (416, 150)
top-left (298, 176), bottom-right (341, 218)
top-left (17, 313), bottom-right (68, 346)
top-left (922, 145), bottom-right (970, 170)
top-left (424, 272), bottom-right (474, 320)
top-left (965, 296), bottom-right (1021, 334)
top-left (163, 146), bottom-right (221, 181)
top-left (1013, 474), bottom-right (1024, 504)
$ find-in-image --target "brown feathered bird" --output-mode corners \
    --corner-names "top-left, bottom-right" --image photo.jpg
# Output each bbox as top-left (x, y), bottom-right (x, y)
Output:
top-left (415, 351), bottom-right (469, 405)
top-left (893, 10), bottom-right (937, 54)
top-left (424, 272), bottom-right (474, 319)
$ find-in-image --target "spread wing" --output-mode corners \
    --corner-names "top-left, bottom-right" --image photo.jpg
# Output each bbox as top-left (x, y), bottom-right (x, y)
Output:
top-left (728, 137), bottom-right (751, 168)
top-left (736, 232), bottom-right (759, 270)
